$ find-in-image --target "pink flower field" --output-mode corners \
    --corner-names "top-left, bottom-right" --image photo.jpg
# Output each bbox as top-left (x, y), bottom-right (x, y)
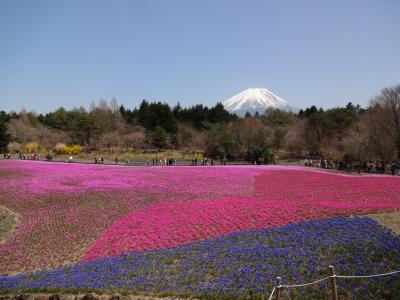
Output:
top-left (0, 160), bottom-right (399, 274)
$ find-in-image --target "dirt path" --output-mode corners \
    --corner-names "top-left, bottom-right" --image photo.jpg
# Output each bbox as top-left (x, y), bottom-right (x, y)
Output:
top-left (367, 211), bottom-right (400, 234)
top-left (0, 205), bottom-right (21, 244)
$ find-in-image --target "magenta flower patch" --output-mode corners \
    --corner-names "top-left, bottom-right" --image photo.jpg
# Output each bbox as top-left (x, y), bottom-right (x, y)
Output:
top-left (0, 160), bottom-right (399, 274)
top-left (85, 170), bottom-right (400, 261)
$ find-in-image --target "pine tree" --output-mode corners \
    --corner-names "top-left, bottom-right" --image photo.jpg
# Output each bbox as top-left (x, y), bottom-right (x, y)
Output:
top-left (151, 126), bottom-right (168, 150)
top-left (0, 119), bottom-right (11, 153)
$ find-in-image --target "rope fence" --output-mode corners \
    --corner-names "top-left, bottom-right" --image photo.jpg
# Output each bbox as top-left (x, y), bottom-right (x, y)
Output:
top-left (267, 266), bottom-right (400, 300)
top-left (279, 275), bottom-right (332, 288)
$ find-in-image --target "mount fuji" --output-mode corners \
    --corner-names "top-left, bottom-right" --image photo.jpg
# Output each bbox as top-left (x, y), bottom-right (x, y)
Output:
top-left (222, 88), bottom-right (297, 117)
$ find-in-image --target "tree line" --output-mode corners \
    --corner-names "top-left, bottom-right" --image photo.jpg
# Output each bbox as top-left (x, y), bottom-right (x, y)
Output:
top-left (1, 84), bottom-right (399, 164)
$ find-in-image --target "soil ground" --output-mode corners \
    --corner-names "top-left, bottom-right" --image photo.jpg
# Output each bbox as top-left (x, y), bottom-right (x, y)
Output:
top-left (0, 205), bottom-right (21, 244)
top-left (367, 211), bottom-right (400, 235)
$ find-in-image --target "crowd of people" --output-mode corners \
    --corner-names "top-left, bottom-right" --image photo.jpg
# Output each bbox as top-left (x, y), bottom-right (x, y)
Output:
top-left (304, 157), bottom-right (400, 175)
top-left (4, 152), bottom-right (59, 162)
top-left (94, 157), bottom-right (104, 164)
top-left (253, 157), bottom-right (266, 165)
top-left (145, 158), bottom-right (176, 166)
top-left (304, 157), bottom-right (340, 169)
top-left (390, 162), bottom-right (400, 175)
top-left (363, 160), bottom-right (400, 175)
top-left (304, 157), bottom-right (313, 167)
top-left (191, 157), bottom-right (216, 166)
top-left (3, 152), bottom-right (400, 175)
top-left (15, 152), bottom-right (38, 160)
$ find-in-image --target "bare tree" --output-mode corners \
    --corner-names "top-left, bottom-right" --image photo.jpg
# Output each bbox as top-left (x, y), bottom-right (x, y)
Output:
top-left (285, 118), bottom-right (307, 157)
top-left (99, 131), bottom-right (122, 151)
top-left (343, 122), bottom-right (370, 173)
top-left (369, 84), bottom-right (400, 160)
top-left (231, 117), bottom-right (267, 157)
top-left (110, 97), bottom-right (123, 130)
top-left (8, 117), bottom-right (69, 148)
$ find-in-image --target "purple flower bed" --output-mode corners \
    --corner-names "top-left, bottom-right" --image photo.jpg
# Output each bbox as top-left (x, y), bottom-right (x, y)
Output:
top-left (1, 216), bottom-right (399, 299)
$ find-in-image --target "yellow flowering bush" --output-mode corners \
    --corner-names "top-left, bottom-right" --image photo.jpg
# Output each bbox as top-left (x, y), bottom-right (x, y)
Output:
top-left (26, 142), bottom-right (40, 153)
top-left (54, 143), bottom-right (83, 155)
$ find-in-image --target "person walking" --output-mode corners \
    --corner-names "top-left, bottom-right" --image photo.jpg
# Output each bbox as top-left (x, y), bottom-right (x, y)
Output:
top-left (391, 162), bottom-right (396, 175)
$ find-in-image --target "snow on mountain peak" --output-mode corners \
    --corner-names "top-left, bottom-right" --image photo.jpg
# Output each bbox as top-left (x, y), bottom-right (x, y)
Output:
top-left (222, 88), bottom-right (295, 116)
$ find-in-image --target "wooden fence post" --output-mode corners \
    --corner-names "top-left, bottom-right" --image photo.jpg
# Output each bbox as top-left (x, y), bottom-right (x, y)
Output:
top-left (329, 265), bottom-right (339, 300)
top-left (275, 277), bottom-right (281, 300)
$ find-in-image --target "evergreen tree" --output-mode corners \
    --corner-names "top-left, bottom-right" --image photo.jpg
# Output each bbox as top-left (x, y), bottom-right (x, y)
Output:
top-left (172, 102), bottom-right (182, 120)
top-left (71, 114), bottom-right (102, 148)
top-left (137, 100), bottom-right (178, 133)
top-left (0, 119), bottom-right (11, 152)
top-left (119, 105), bottom-right (127, 120)
top-left (137, 100), bottom-right (151, 128)
top-left (43, 107), bottom-right (70, 130)
top-left (209, 102), bottom-right (232, 123)
top-left (0, 111), bottom-right (10, 123)
top-left (151, 126), bottom-right (168, 149)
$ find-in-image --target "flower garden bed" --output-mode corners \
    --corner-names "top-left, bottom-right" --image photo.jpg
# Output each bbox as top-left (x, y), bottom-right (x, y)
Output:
top-left (0, 160), bottom-right (399, 298)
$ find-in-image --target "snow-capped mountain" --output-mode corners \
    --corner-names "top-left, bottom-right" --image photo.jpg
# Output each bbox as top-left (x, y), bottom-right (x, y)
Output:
top-left (222, 88), bottom-right (296, 117)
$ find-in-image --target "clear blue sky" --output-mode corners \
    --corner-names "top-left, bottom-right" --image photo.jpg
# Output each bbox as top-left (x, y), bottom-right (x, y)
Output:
top-left (1, 0), bottom-right (399, 114)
